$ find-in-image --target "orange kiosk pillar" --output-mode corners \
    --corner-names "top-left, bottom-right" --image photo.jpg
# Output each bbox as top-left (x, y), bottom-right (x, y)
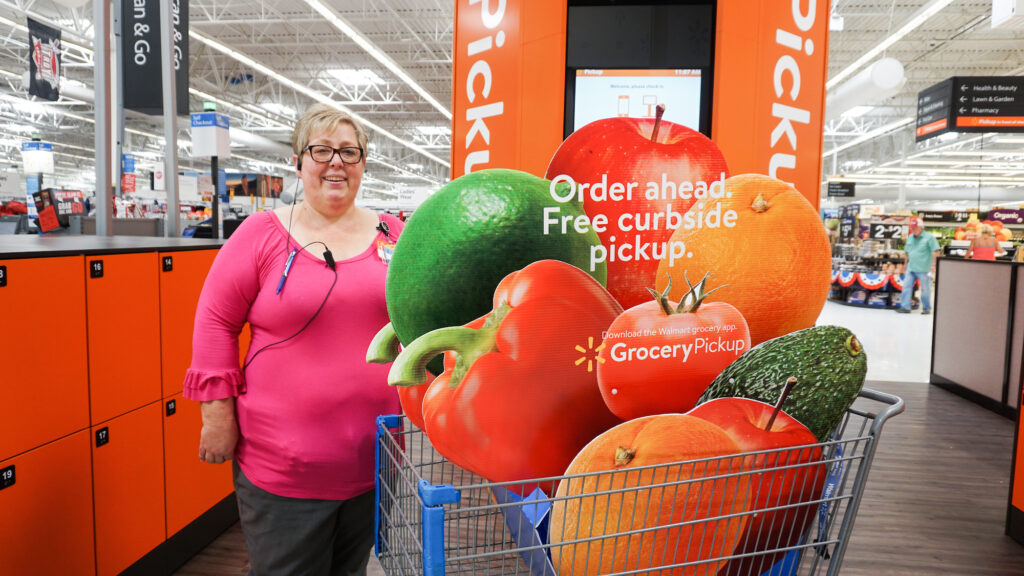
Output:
top-left (451, 0), bottom-right (829, 210)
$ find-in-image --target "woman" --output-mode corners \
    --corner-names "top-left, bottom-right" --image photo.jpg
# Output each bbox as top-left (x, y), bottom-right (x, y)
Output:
top-left (184, 103), bottom-right (403, 575)
top-left (966, 223), bottom-right (1005, 261)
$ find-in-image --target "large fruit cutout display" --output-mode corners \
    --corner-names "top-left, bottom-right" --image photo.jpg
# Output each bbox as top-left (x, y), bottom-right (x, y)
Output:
top-left (549, 414), bottom-right (752, 576)
top-left (545, 106), bottom-right (730, 309)
top-left (367, 112), bottom-right (858, 575)
top-left (656, 174), bottom-right (832, 346)
top-left (385, 168), bottom-right (606, 374)
top-left (385, 260), bottom-right (623, 485)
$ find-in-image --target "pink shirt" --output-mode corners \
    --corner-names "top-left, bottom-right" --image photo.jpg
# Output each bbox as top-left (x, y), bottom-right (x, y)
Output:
top-left (183, 210), bottom-right (403, 499)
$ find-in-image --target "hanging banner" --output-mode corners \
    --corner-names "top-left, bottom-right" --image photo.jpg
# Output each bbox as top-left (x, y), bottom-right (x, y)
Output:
top-left (121, 0), bottom-right (189, 114)
top-left (27, 18), bottom-right (60, 102)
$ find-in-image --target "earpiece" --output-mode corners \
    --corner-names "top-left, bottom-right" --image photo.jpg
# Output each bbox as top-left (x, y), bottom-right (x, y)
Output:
top-left (376, 220), bottom-right (391, 240)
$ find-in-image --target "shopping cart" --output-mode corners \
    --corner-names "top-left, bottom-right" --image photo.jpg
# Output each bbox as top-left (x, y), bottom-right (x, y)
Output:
top-left (374, 388), bottom-right (904, 576)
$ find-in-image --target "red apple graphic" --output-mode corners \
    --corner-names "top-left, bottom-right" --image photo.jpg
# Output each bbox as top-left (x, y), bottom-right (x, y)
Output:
top-left (545, 106), bottom-right (730, 309)
top-left (688, 381), bottom-right (826, 576)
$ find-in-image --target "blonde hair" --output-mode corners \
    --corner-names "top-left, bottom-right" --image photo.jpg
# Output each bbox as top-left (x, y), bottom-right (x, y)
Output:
top-left (291, 103), bottom-right (369, 158)
top-left (978, 223), bottom-right (994, 237)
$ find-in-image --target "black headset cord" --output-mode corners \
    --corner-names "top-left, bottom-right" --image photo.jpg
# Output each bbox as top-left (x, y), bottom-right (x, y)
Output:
top-left (243, 239), bottom-right (337, 370)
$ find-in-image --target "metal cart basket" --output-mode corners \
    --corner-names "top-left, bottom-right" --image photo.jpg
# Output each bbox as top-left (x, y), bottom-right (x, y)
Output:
top-left (374, 388), bottom-right (904, 576)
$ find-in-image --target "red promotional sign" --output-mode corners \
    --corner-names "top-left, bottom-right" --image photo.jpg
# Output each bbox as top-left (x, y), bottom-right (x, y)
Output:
top-left (121, 173), bottom-right (136, 194)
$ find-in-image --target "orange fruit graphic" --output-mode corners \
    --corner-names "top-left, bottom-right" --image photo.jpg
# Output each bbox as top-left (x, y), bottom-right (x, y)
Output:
top-left (655, 174), bottom-right (831, 346)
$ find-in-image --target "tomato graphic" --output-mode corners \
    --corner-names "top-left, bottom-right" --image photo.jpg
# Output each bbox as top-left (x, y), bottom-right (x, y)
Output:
top-left (597, 273), bottom-right (751, 420)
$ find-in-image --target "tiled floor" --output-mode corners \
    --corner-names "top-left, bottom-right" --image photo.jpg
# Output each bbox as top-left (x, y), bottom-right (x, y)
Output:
top-left (816, 299), bottom-right (934, 384)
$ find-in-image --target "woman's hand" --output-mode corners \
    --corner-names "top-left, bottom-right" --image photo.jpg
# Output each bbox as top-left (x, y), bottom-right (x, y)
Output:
top-left (199, 398), bottom-right (238, 464)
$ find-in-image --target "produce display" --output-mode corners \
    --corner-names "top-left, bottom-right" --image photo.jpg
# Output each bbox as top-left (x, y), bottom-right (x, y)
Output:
top-left (954, 218), bottom-right (1013, 241)
top-left (368, 113), bottom-right (868, 574)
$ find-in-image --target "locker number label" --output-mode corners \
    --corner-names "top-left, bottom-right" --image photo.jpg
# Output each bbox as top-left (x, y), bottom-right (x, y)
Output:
top-left (163, 256), bottom-right (173, 272)
top-left (166, 399), bottom-right (177, 416)
top-left (0, 465), bottom-right (14, 490)
top-left (89, 260), bottom-right (104, 278)
top-left (96, 427), bottom-right (110, 447)
top-left (0, 265), bottom-right (6, 287)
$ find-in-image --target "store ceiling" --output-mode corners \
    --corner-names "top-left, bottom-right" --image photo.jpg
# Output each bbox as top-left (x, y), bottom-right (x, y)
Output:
top-left (0, 0), bottom-right (1022, 208)
top-left (824, 0), bottom-right (1024, 207)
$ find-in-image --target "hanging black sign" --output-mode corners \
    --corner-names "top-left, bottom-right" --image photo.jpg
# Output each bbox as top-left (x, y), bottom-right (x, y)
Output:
top-left (27, 18), bottom-right (61, 102)
top-left (827, 181), bottom-right (855, 198)
top-left (952, 77), bottom-right (1024, 133)
top-left (122, 0), bottom-right (189, 115)
top-left (915, 79), bottom-right (953, 142)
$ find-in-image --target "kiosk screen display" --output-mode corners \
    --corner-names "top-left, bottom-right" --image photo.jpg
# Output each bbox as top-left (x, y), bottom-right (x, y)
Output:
top-left (572, 69), bottom-right (702, 133)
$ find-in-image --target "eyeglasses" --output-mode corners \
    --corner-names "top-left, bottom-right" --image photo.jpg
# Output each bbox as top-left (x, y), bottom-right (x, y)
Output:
top-left (302, 145), bottom-right (364, 165)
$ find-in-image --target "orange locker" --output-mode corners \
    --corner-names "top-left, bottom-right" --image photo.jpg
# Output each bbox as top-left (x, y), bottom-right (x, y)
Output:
top-left (92, 402), bottom-right (166, 576)
top-left (0, 255), bottom-right (89, 461)
top-left (159, 249), bottom-right (218, 398)
top-left (0, 429), bottom-right (95, 576)
top-left (162, 392), bottom-right (234, 537)
top-left (86, 252), bottom-right (161, 424)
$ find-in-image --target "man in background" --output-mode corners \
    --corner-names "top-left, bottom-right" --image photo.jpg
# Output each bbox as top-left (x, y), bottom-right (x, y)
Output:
top-left (897, 216), bottom-right (941, 314)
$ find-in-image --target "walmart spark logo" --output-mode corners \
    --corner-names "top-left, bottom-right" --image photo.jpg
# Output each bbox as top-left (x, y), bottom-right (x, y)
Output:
top-left (574, 336), bottom-right (606, 372)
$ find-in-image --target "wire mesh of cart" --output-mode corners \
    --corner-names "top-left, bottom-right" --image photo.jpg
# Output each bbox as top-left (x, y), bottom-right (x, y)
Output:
top-left (373, 388), bottom-right (904, 576)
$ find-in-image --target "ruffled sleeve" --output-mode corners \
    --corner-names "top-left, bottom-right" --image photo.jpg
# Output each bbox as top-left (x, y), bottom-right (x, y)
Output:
top-left (183, 368), bottom-right (246, 401)
top-left (183, 214), bottom-right (269, 402)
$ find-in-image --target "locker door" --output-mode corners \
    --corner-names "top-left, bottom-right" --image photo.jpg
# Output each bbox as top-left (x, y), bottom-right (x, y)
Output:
top-left (92, 402), bottom-right (166, 576)
top-left (0, 255), bottom-right (89, 461)
top-left (0, 430), bottom-right (95, 576)
top-left (86, 252), bottom-right (161, 424)
top-left (159, 249), bottom-right (218, 398)
top-left (163, 393), bottom-right (234, 537)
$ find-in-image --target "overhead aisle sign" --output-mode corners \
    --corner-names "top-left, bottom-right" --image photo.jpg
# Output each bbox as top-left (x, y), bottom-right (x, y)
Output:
top-left (915, 79), bottom-right (953, 142)
top-left (953, 77), bottom-right (1024, 131)
top-left (916, 76), bottom-right (1024, 141)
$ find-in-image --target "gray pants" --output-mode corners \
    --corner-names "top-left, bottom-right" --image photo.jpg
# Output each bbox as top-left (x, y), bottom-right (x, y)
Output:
top-left (234, 462), bottom-right (375, 576)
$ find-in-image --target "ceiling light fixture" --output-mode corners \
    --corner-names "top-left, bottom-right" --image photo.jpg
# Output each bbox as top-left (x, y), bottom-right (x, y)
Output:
top-left (300, 0), bottom-right (452, 120)
top-left (189, 30), bottom-right (449, 169)
top-left (416, 125), bottom-right (451, 136)
top-left (841, 106), bottom-right (875, 118)
top-left (823, 117), bottom-right (914, 157)
top-left (326, 68), bottom-right (385, 86)
top-left (826, 0), bottom-right (955, 90)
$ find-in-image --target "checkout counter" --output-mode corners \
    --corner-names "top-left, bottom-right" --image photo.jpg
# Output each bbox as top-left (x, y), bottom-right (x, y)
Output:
top-left (931, 257), bottom-right (1024, 544)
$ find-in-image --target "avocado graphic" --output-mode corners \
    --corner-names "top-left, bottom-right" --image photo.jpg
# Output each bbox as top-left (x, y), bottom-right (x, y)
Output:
top-left (385, 169), bottom-right (606, 373)
top-left (697, 325), bottom-right (867, 441)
